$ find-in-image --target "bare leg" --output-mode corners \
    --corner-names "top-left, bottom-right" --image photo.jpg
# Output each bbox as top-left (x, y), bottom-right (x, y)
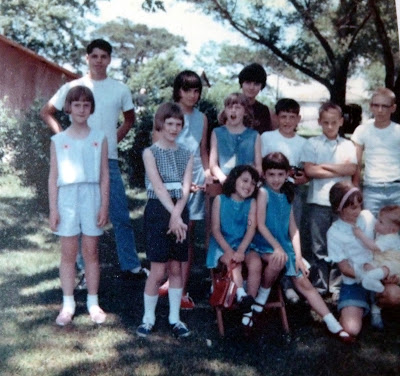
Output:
top-left (59, 236), bottom-right (79, 296)
top-left (169, 260), bottom-right (183, 289)
top-left (261, 253), bottom-right (285, 288)
top-left (245, 251), bottom-right (262, 297)
top-left (82, 235), bottom-right (100, 296)
top-left (181, 220), bottom-right (196, 294)
top-left (340, 306), bottom-right (364, 337)
top-left (145, 262), bottom-right (168, 296)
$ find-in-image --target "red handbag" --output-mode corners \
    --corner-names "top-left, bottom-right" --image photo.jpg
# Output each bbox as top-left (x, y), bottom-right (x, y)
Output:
top-left (209, 264), bottom-right (237, 308)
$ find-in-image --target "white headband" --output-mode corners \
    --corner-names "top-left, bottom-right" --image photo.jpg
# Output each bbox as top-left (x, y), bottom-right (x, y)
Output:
top-left (338, 187), bottom-right (360, 212)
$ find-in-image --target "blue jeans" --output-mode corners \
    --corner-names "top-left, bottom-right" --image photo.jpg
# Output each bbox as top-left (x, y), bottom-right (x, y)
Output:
top-left (363, 182), bottom-right (400, 217)
top-left (109, 159), bottom-right (141, 271)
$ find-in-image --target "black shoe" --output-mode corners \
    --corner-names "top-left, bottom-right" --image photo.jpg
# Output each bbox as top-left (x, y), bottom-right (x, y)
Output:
top-left (239, 295), bottom-right (255, 314)
top-left (121, 268), bottom-right (149, 281)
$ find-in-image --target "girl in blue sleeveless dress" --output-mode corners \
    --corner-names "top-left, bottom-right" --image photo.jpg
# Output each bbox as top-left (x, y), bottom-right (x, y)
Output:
top-left (206, 165), bottom-right (259, 312)
top-left (209, 93), bottom-right (262, 184)
top-left (245, 152), bottom-right (352, 342)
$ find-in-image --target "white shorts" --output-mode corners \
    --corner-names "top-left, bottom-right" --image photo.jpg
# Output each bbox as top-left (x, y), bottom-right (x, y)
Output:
top-left (55, 183), bottom-right (103, 237)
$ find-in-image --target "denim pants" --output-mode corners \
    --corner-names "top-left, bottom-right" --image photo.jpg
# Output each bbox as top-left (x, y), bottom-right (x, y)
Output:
top-left (108, 159), bottom-right (141, 271)
top-left (363, 182), bottom-right (400, 217)
top-left (308, 204), bottom-right (341, 295)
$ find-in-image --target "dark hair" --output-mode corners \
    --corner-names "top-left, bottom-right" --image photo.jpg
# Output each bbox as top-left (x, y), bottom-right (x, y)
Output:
top-left (64, 86), bottom-right (95, 114)
top-left (86, 39), bottom-right (112, 55)
top-left (238, 63), bottom-right (267, 89)
top-left (217, 93), bottom-right (254, 127)
top-left (319, 101), bottom-right (343, 119)
top-left (154, 102), bottom-right (184, 131)
top-left (329, 181), bottom-right (363, 214)
top-left (222, 165), bottom-right (259, 198)
top-left (262, 152), bottom-right (295, 203)
top-left (275, 98), bottom-right (300, 115)
top-left (173, 70), bottom-right (203, 102)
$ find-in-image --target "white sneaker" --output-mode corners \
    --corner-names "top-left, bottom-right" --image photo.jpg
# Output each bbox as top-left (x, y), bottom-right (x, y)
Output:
top-left (285, 288), bottom-right (300, 303)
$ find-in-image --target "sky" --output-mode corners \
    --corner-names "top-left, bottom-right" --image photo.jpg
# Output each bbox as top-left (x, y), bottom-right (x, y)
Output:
top-left (95, 0), bottom-right (246, 58)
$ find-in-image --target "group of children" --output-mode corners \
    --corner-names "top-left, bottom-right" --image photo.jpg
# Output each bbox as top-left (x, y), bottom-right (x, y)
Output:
top-left (48, 62), bottom-right (400, 342)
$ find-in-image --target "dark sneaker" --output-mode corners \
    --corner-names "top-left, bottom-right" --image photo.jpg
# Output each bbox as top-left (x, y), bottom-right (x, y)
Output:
top-left (170, 321), bottom-right (190, 338)
top-left (121, 268), bottom-right (149, 281)
top-left (238, 295), bottom-right (255, 314)
top-left (136, 322), bottom-right (153, 337)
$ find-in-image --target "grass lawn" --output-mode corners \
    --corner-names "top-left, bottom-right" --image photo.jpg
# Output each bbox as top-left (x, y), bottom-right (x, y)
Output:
top-left (1, 173), bottom-right (400, 376)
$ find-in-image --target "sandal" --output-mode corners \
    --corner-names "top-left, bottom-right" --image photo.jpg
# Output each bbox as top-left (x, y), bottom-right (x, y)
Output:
top-left (56, 310), bottom-right (73, 326)
top-left (241, 313), bottom-right (255, 336)
top-left (89, 306), bottom-right (107, 324)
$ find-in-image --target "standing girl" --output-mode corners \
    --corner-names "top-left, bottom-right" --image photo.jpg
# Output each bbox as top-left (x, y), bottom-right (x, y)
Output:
top-left (206, 165), bottom-right (259, 312)
top-left (155, 70), bottom-right (212, 308)
top-left (209, 93), bottom-right (262, 183)
top-left (247, 152), bottom-right (351, 341)
top-left (48, 86), bottom-right (109, 326)
top-left (137, 102), bottom-right (193, 338)
top-left (327, 181), bottom-right (376, 338)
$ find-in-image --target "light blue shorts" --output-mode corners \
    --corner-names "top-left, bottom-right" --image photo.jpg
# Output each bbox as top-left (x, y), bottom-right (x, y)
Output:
top-left (55, 183), bottom-right (103, 237)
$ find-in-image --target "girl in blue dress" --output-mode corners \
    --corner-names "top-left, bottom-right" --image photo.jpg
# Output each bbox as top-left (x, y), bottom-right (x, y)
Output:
top-left (245, 152), bottom-right (352, 341)
top-left (209, 93), bottom-right (262, 183)
top-left (206, 165), bottom-right (259, 312)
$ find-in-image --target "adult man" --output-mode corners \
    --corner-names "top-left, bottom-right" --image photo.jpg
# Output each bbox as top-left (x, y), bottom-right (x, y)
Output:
top-left (41, 39), bottom-right (147, 280)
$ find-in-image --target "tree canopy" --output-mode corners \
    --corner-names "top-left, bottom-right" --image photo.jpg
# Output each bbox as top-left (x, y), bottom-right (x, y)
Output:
top-left (153, 0), bottom-right (399, 106)
top-left (0, 0), bottom-right (99, 67)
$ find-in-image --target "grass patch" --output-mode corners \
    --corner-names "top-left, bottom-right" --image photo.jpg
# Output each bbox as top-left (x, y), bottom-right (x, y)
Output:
top-left (0, 173), bottom-right (400, 376)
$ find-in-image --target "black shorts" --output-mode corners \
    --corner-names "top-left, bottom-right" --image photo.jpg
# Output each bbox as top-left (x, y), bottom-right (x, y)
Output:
top-left (144, 199), bottom-right (189, 263)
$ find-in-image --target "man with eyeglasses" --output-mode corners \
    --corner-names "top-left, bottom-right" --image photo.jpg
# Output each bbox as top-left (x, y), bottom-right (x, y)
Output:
top-left (351, 87), bottom-right (400, 216)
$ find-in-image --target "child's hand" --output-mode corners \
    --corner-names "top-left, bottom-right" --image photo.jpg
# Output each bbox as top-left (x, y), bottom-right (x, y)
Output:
top-left (232, 251), bottom-right (245, 263)
top-left (296, 257), bottom-right (310, 277)
top-left (270, 246), bottom-right (288, 269)
top-left (190, 183), bottom-right (200, 193)
top-left (168, 215), bottom-right (188, 243)
top-left (293, 170), bottom-right (308, 185)
top-left (97, 205), bottom-right (109, 227)
top-left (49, 210), bottom-right (59, 232)
top-left (352, 226), bottom-right (363, 238)
top-left (220, 250), bottom-right (235, 266)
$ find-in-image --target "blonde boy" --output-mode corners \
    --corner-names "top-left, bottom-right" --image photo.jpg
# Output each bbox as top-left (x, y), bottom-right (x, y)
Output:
top-left (351, 88), bottom-right (400, 216)
top-left (301, 102), bottom-right (357, 296)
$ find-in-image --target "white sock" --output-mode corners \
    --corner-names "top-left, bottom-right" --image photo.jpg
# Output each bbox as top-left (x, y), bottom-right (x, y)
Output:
top-left (236, 287), bottom-right (247, 301)
top-left (62, 295), bottom-right (76, 315)
top-left (168, 287), bottom-right (183, 325)
top-left (131, 266), bottom-right (142, 273)
top-left (143, 293), bottom-right (158, 325)
top-left (365, 267), bottom-right (386, 280)
top-left (253, 287), bottom-right (271, 312)
top-left (371, 303), bottom-right (381, 315)
top-left (86, 294), bottom-right (99, 312)
top-left (323, 313), bottom-right (343, 334)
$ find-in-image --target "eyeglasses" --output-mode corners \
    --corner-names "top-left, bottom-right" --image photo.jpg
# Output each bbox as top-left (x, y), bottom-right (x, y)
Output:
top-left (370, 103), bottom-right (393, 109)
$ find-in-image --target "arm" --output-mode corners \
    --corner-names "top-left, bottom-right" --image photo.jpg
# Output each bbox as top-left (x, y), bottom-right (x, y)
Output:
top-left (200, 114), bottom-right (213, 185)
top-left (352, 143), bottom-right (364, 187)
top-left (289, 208), bottom-right (309, 276)
top-left (48, 141), bottom-right (59, 231)
top-left (211, 196), bottom-right (235, 265)
top-left (338, 259), bottom-right (356, 279)
top-left (97, 138), bottom-right (109, 227)
top-left (232, 199), bottom-right (257, 263)
top-left (256, 188), bottom-right (288, 266)
top-left (304, 161), bottom-right (356, 179)
top-left (209, 130), bottom-right (227, 183)
top-left (40, 102), bottom-right (63, 134)
top-left (353, 226), bottom-right (381, 253)
top-left (254, 134), bottom-right (262, 177)
top-left (117, 109), bottom-right (135, 143)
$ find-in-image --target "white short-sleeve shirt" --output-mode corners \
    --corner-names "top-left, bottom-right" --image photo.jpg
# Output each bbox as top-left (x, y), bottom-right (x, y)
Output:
top-left (327, 210), bottom-right (376, 284)
top-left (50, 75), bottom-right (134, 160)
top-left (301, 134), bottom-right (357, 206)
top-left (261, 129), bottom-right (307, 166)
top-left (351, 120), bottom-right (400, 185)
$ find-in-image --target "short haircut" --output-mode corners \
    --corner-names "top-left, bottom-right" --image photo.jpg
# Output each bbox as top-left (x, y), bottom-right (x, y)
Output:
top-left (275, 98), bottom-right (300, 115)
top-left (262, 152), bottom-right (290, 172)
top-left (64, 86), bottom-right (95, 114)
top-left (238, 63), bottom-right (267, 89)
top-left (154, 102), bottom-right (184, 131)
top-left (217, 93), bottom-right (254, 127)
top-left (222, 165), bottom-right (259, 198)
top-left (329, 181), bottom-right (363, 214)
top-left (371, 87), bottom-right (396, 106)
top-left (379, 205), bottom-right (400, 228)
top-left (86, 39), bottom-right (112, 55)
top-left (318, 101), bottom-right (343, 119)
top-left (173, 70), bottom-right (203, 103)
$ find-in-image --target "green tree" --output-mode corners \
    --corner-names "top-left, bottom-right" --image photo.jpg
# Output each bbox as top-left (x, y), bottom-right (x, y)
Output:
top-left (0, 0), bottom-right (99, 67)
top-left (93, 19), bottom-right (186, 80)
top-left (147, 0), bottom-right (398, 106)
